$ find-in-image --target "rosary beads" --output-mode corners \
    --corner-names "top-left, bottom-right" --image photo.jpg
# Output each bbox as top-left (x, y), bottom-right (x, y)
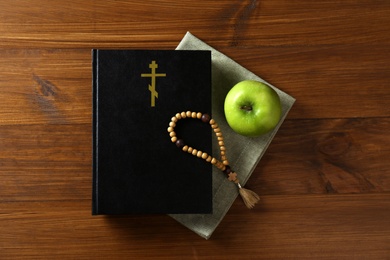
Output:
top-left (167, 111), bottom-right (260, 209)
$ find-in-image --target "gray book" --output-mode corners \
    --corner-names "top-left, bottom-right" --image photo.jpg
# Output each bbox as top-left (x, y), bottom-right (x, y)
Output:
top-left (170, 32), bottom-right (295, 239)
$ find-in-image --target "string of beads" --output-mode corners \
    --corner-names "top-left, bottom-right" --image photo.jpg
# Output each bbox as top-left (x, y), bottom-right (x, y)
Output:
top-left (167, 111), bottom-right (260, 209)
top-left (167, 111), bottom-right (239, 183)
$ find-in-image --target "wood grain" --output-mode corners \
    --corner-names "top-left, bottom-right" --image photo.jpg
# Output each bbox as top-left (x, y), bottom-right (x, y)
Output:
top-left (1, 195), bottom-right (389, 259)
top-left (0, 0), bottom-right (389, 259)
top-left (0, 45), bottom-right (388, 125)
top-left (0, 0), bottom-right (389, 48)
top-left (254, 117), bottom-right (390, 195)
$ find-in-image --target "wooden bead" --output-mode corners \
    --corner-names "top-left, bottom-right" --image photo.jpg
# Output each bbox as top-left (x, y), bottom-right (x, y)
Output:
top-left (213, 127), bottom-right (221, 133)
top-left (211, 123), bottom-right (218, 129)
top-left (171, 136), bottom-right (177, 142)
top-left (167, 126), bottom-right (174, 132)
top-left (175, 139), bottom-right (185, 148)
top-left (169, 121), bottom-right (176, 127)
top-left (192, 149), bottom-right (198, 156)
top-left (217, 136), bottom-right (224, 141)
top-left (201, 114), bottom-right (210, 123)
top-left (201, 152), bottom-right (208, 159)
top-left (206, 156), bottom-right (212, 162)
top-left (220, 146), bottom-right (226, 151)
top-left (196, 150), bottom-right (202, 157)
top-left (169, 131), bottom-right (176, 137)
top-left (218, 141), bottom-right (224, 146)
top-left (216, 162), bottom-right (224, 170)
top-left (181, 112), bottom-right (187, 118)
top-left (171, 116), bottom-right (178, 122)
top-left (209, 119), bottom-right (215, 125)
top-left (175, 113), bottom-right (181, 119)
top-left (187, 147), bottom-right (193, 153)
top-left (216, 132), bottom-right (222, 137)
top-left (223, 160), bottom-right (229, 165)
top-left (197, 112), bottom-right (202, 119)
top-left (191, 112), bottom-right (197, 118)
top-left (219, 165), bottom-right (226, 171)
top-left (182, 145), bottom-right (188, 152)
top-left (211, 158), bottom-right (217, 164)
top-left (186, 111), bottom-right (191, 117)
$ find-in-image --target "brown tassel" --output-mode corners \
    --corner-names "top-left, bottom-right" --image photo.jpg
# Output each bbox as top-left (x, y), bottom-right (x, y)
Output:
top-left (238, 183), bottom-right (260, 209)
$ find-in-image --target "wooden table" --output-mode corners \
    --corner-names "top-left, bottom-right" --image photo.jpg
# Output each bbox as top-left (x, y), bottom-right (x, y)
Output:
top-left (1, 1), bottom-right (389, 259)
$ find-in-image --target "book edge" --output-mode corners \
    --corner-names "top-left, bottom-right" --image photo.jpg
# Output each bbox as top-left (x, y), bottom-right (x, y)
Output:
top-left (92, 49), bottom-right (99, 215)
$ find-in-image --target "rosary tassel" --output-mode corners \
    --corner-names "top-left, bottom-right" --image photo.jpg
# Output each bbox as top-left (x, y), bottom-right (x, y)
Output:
top-left (237, 183), bottom-right (260, 209)
top-left (224, 167), bottom-right (260, 209)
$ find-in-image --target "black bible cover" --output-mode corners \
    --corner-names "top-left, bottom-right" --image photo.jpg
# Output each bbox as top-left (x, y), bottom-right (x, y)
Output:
top-left (92, 50), bottom-right (212, 214)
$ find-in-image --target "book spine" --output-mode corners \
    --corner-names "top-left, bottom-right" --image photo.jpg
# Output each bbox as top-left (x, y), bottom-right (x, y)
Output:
top-left (92, 49), bottom-right (98, 215)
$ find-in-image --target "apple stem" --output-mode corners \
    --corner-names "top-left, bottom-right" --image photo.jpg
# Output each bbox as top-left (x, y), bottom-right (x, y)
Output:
top-left (241, 105), bottom-right (252, 111)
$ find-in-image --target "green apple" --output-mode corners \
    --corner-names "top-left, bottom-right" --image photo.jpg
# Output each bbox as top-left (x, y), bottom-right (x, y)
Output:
top-left (224, 80), bottom-right (282, 137)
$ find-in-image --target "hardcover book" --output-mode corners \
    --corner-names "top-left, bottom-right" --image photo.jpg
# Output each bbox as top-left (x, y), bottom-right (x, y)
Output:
top-left (170, 32), bottom-right (296, 239)
top-left (92, 50), bottom-right (212, 214)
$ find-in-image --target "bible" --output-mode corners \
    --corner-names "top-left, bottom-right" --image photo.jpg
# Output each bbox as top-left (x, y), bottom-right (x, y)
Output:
top-left (92, 50), bottom-right (212, 214)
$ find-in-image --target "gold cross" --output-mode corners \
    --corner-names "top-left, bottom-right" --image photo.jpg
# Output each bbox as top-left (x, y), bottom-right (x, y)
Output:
top-left (141, 60), bottom-right (166, 107)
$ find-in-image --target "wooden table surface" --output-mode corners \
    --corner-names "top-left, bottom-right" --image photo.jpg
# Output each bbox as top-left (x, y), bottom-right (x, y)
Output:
top-left (1, 1), bottom-right (389, 259)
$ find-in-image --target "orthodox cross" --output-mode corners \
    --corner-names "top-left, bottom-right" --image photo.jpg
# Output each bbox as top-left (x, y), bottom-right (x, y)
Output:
top-left (141, 60), bottom-right (166, 107)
